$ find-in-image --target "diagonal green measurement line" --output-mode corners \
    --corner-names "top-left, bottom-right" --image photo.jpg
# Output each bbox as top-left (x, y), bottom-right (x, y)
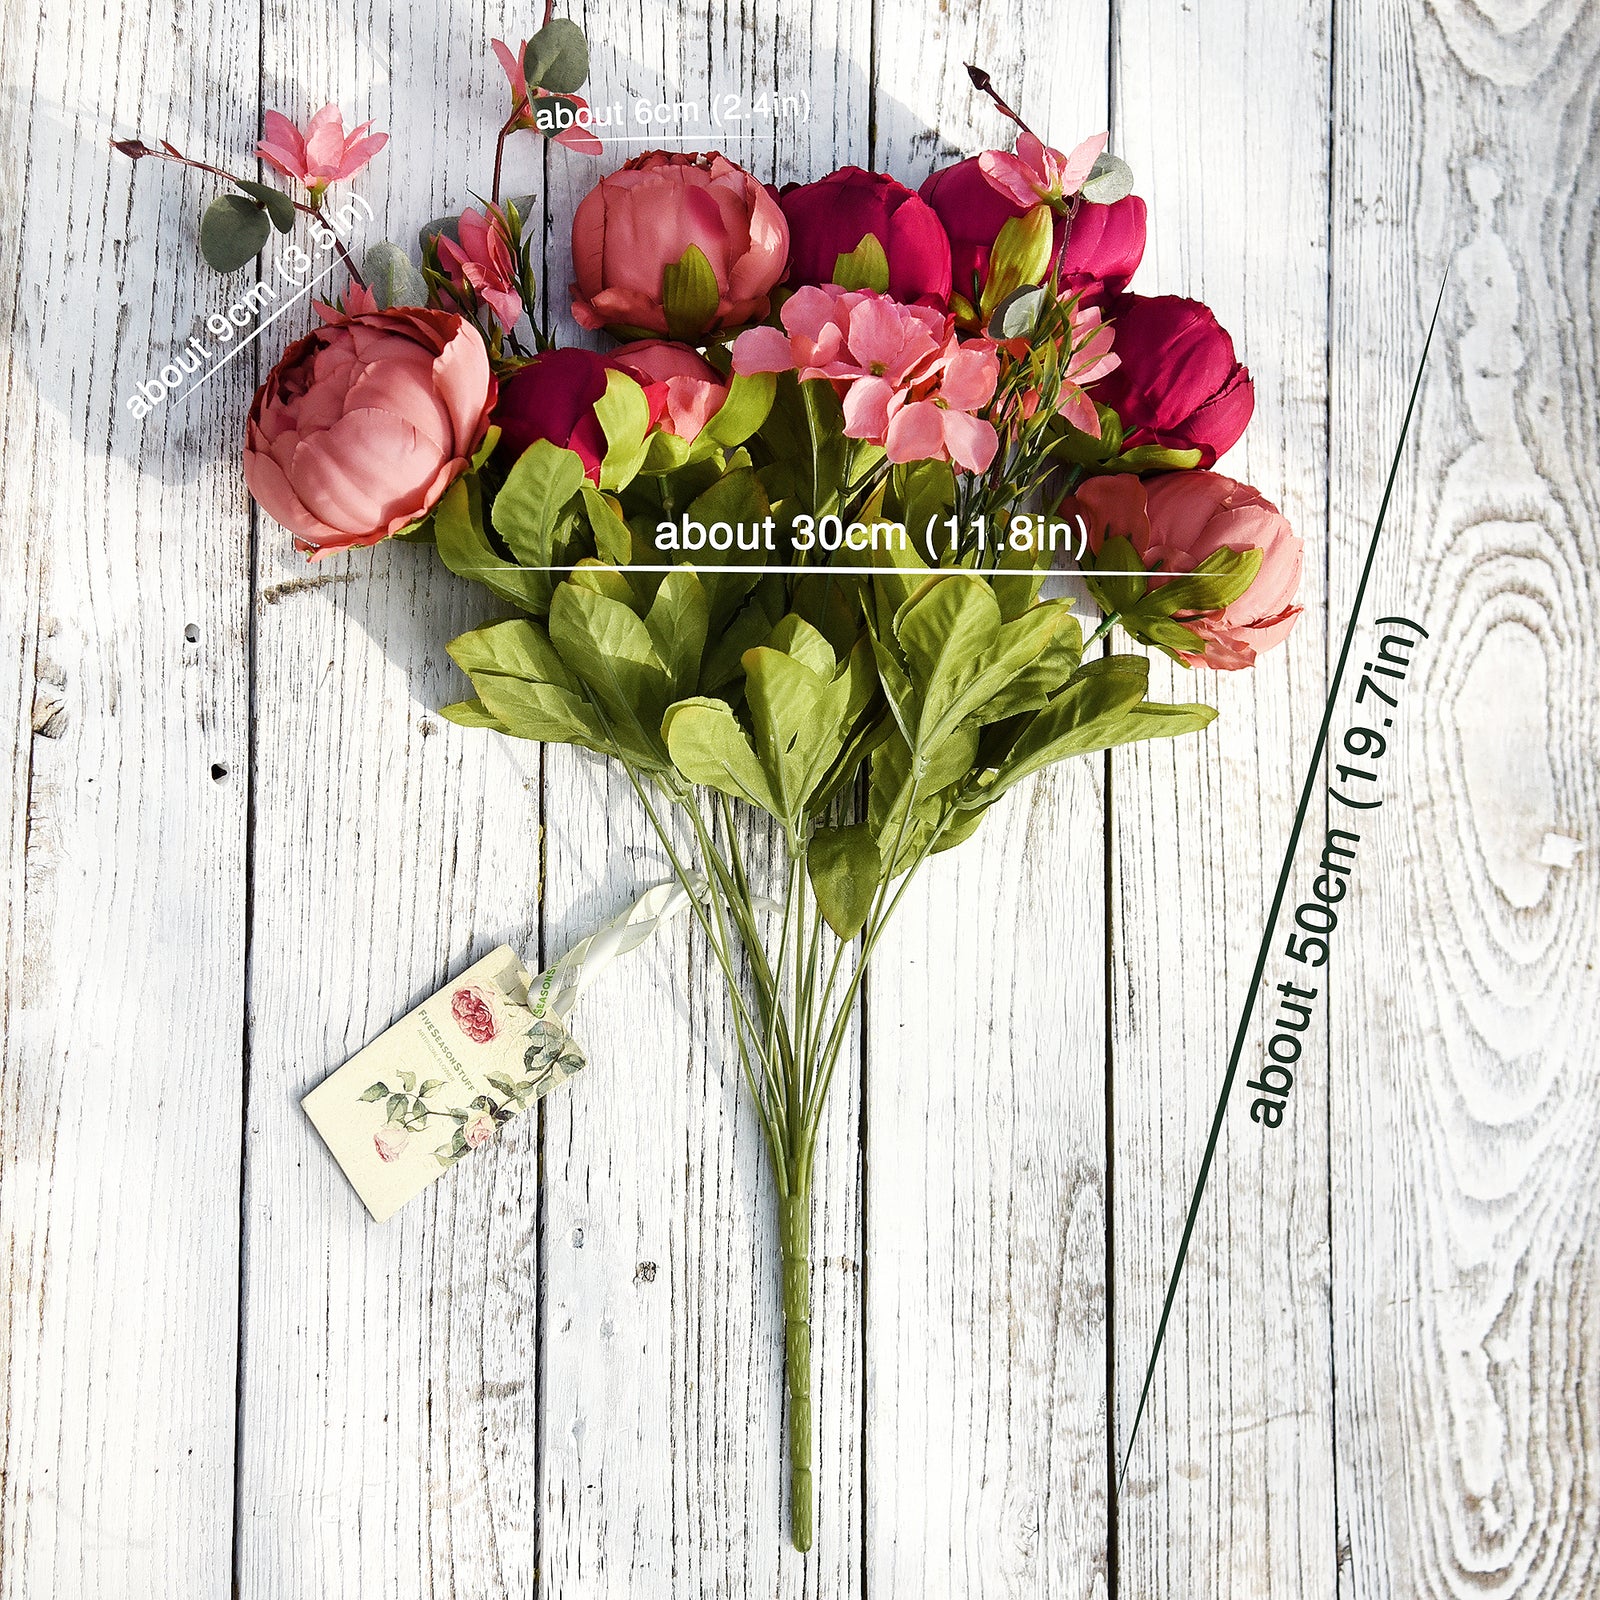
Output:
top-left (1117, 270), bottom-right (1449, 1490)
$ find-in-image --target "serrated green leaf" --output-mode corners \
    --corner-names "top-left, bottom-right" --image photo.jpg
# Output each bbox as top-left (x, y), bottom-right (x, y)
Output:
top-left (643, 567), bottom-right (709, 700)
top-left (434, 475), bottom-right (550, 615)
top-left (662, 697), bottom-right (777, 813)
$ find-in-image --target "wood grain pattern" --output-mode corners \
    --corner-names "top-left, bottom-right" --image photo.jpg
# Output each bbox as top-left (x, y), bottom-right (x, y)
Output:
top-left (1329, 2), bottom-right (1600, 1595)
top-left (0, 0), bottom-right (255, 1594)
top-left (1109, 2), bottom-right (1338, 1595)
top-left (865, 7), bottom-right (1114, 1596)
top-left (233, 10), bottom-right (548, 1598)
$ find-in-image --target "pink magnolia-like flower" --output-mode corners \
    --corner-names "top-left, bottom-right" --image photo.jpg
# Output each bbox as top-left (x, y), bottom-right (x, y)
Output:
top-left (569, 151), bottom-right (789, 336)
top-left (462, 1115), bottom-right (496, 1150)
top-left (1001, 301), bottom-right (1119, 437)
top-left (245, 308), bottom-right (495, 558)
top-left (733, 285), bottom-right (1000, 472)
top-left (979, 131), bottom-right (1108, 209)
top-left (373, 1127), bottom-right (410, 1163)
top-left (256, 105), bottom-right (388, 198)
top-left (1069, 470), bottom-right (1303, 669)
top-left (608, 340), bottom-right (728, 442)
top-left (451, 985), bottom-right (498, 1044)
top-left (491, 38), bottom-right (605, 156)
top-left (437, 205), bottom-right (524, 332)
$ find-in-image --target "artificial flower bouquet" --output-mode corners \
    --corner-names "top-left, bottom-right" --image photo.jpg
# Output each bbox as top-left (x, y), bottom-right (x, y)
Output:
top-left (116, 14), bottom-right (1302, 1552)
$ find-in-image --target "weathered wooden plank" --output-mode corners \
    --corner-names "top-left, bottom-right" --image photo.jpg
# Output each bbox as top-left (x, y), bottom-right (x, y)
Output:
top-left (864, 8), bottom-right (1114, 1596)
top-left (233, 13), bottom-right (547, 1598)
top-left (535, 1), bottom-right (871, 1591)
top-left (1109, 1), bottom-right (1337, 1594)
top-left (0, 0), bottom-right (255, 1594)
top-left (1329, 3), bottom-right (1600, 1595)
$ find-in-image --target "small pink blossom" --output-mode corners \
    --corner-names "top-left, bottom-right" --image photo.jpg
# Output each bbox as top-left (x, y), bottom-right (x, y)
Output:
top-left (462, 1115), bottom-right (496, 1149)
top-left (373, 1127), bottom-right (410, 1163)
top-left (491, 38), bottom-right (604, 156)
top-left (733, 286), bottom-right (1000, 472)
top-left (257, 105), bottom-right (388, 198)
top-left (437, 206), bottom-right (524, 332)
top-left (979, 131), bottom-right (1107, 210)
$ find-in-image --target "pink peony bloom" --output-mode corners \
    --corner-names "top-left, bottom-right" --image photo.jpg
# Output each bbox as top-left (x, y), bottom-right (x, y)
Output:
top-left (733, 285), bottom-right (999, 472)
top-left (777, 167), bottom-right (951, 308)
top-left (569, 151), bottom-right (789, 336)
top-left (492, 347), bottom-right (669, 481)
top-left (490, 37), bottom-right (604, 156)
top-left (373, 1127), bottom-right (410, 1163)
top-left (608, 339), bottom-right (728, 442)
top-left (256, 105), bottom-right (388, 198)
top-left (1091, 294), bottom-right (1254, 466)
top-left (978, 131), bottom-right (1107, 209)
top-left (462, 1115), bottom-right (496, 1149)
top-left (1069, 470), bottom-right (1302, 669)
top-left (437, 205), bottom-right (524, 332)
top-left (244, 308), bottom-right (495, 558)
top-left (919, 157), bottom-right (1145, 308)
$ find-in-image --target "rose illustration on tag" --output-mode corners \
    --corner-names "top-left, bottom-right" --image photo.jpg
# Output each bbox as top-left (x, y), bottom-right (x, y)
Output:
top-left (373, 1126), bottom-right (411, 1163)
top-left (451, 984), bottom-right (498, 1043)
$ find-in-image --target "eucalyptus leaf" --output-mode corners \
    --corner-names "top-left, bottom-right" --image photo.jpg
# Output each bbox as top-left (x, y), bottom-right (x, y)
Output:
top-left (1081, 152), bottom-right (1135, 205)
top-left (232, 178), bottom-right (296, 232)
top-left (199, 192), bottom-right (271, 272)
top-left (523, 18), bottom-right (590, 94)
top-left (363, 240), bottom-right (429, 308)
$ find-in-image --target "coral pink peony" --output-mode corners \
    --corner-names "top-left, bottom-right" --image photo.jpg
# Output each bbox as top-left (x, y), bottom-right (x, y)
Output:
top-left (733, 285), bottom-right (999, 472)
top-left (244, 308), bottom-right (494, 558)
top-left (1069, 470), bottom-right (1302, 669)
top-left (437, 205), bottom-right (524, 332)
top-left (777, 167), bottom-right (951, 307)
top-left (608, 339), bottom-right (728, 442)
top-left (569, 151), bottom-right (789, 336)
top-left (491, 37), bottom-right (605, 155)
top-left (492, 347), bottom-right (669, 480)
top-left (256, 105), bottom-right (388, 198)
top-left (1092, 294), bottom-right (1254, 466)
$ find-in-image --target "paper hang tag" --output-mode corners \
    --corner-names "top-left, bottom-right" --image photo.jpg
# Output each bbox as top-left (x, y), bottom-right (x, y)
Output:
top-left (303, 882), bottom-right (696, 1222)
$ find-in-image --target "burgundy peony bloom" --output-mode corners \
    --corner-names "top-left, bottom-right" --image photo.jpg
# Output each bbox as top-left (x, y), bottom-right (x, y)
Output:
top-left (1069, 470), bottom-right (1302, 669)
top-left (778, 167), bottom-right (952, 308)
top-left (919, 156), bottom-right (1145, 308)
top-left (244, 308), bottom-right (495, 558)
top-left (492, 348), bottom-right (670, 480)
top-left (1091, 294), bottom-right (1254, 466)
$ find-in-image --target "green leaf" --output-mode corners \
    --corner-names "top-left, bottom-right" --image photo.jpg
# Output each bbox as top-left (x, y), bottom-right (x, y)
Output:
top-left (399, 1070), bottom-right (416, 1093)
top-left (359, 1083), bottom-right (389, 1102)
top-left (832, 232), bottom-right (890, 292)
top-left (419, 1080), bottom-right (445, 1098)
top-left (434, 475), bottom-right (551, 616)
top-left (385, 1093), bottom-right (410, 1124)
top-left (486, 1074), bottom-right (517, 1097)
top-left (199, 193), bottom-right (271, 272)
top-left (693, 372), bottom-right (776, 457)
top-left (494, 439), bottom-right (588, 574)
top-left (661, 243), bottom-right (720, 339)
top-left (447, 617), bottom-right (611, 750)
top-left (808, 823), bottom-right (882, 939)
top-left (363, 240), bottom-right (429, 308)
top-left (523, 18), bottom-right (590, 93)
top-left (987, 283), bottom-right (1049, 341)
top-left (662, 697), bottom-right (778, 813)
top-left (592, 370), bottom-right (653, 491)
top-left (547, 585), bottom-right (672, 763)
top-left (578, 485), bottom-right (634, 565)
top-left (643, 567), bottom-right (709, 700)
top-left (439, 698), bottom-right (506, 731)
top-left (981, 204), bottom-right (1053, 318)
top-left (742, 643), bottom-right (854, 820)
top-left (1081, 152), bottom-right (1135, 205)
top-left (231, 178), bottom-right (296, 232)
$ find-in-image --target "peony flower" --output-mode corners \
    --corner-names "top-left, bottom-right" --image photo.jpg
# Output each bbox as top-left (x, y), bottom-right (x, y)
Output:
top-left (733, 285), bottom-right (999, 472)
top-left (490, 37), bottom-right (604, 156)
top-left (1068, 470), bottom-right (1302, 669)
top-left (777, 167), bottom-right (951, 307)
top-left (256, 105), bottom-right (388, 200)
top-left (462, 1115), bottom-right (496, 1149)
top-left (608, 339), bottom-right (728, 442)
top-left (373, 1127), bottom-right (410, 1163)
top-left (492, 347), bottom-right (669, 480)
top-left (920, 156), bottom-right (1144, 309)
top-left (569, 151), bottom-right (789, 336)
top-left (1091, 294), bottom-right (1254, 466)
top-left (451, 984), bottom-right (498, 1043)
top-left (245, 308), bottom-right (495, 558)
top-left (436, 205), bottom-right (524, 332)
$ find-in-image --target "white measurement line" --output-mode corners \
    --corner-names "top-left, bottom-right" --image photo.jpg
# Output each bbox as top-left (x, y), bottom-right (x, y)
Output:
top-left (459, 563), bottom-right (1149, 577)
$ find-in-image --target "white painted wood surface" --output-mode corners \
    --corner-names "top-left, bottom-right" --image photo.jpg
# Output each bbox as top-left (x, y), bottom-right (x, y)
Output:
top-left (2, 0), bottom-right (1597, 1596)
